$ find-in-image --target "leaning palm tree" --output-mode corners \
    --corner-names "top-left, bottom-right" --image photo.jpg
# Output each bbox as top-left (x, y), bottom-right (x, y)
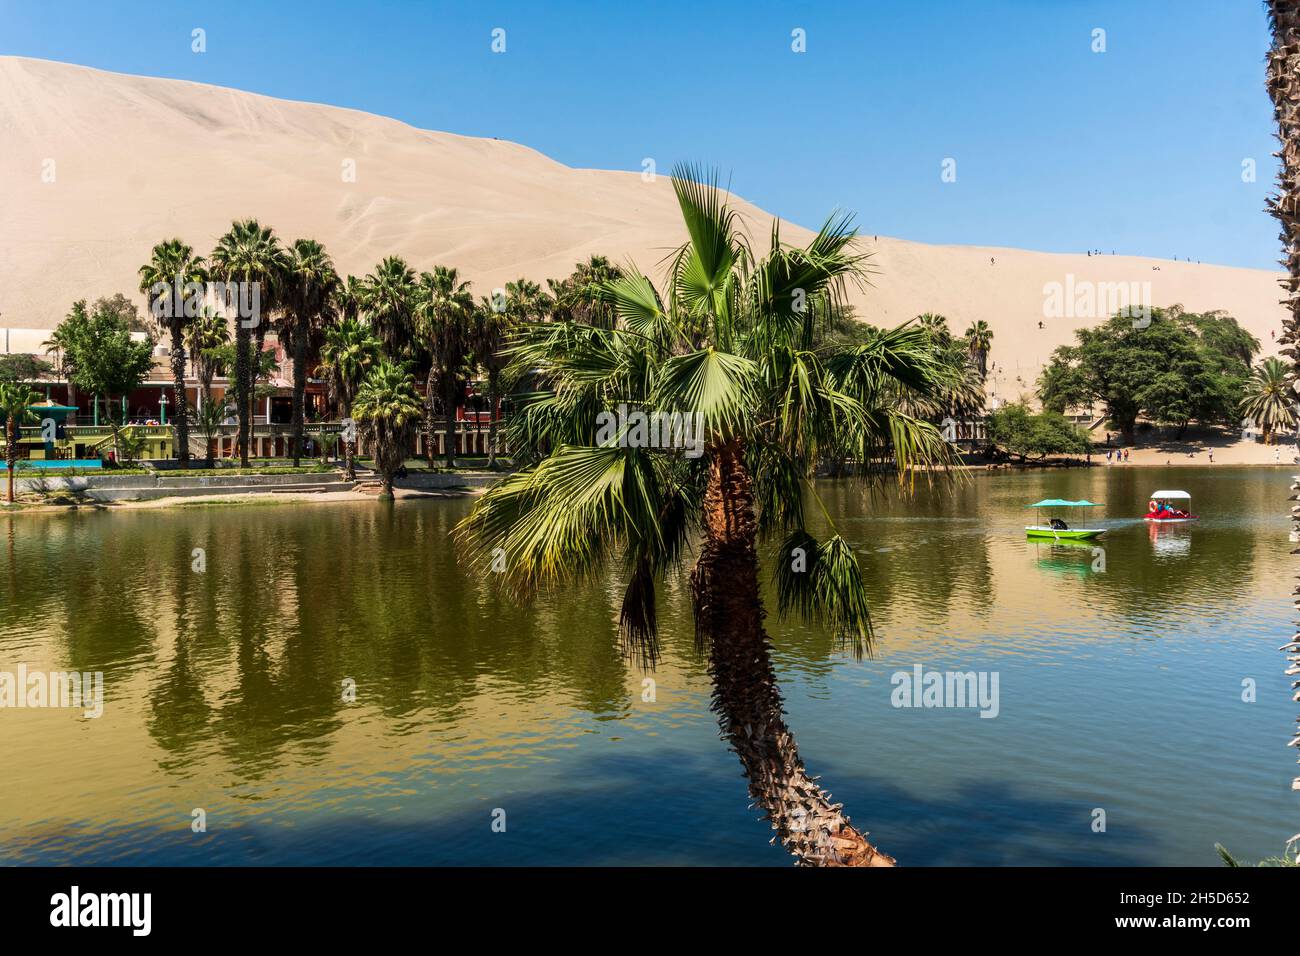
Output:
top-left (964, 319), bottom-right (994, 380)
top-left (0, 380), bottom-right (38, 502)
top-left (457, 167), bottom-right (954, 866)
top-left (1241, 356), bottom-right (1296, 444)
top-left (319, 317), bottom-right (381, 480)
top-left (209, 220), bottom-right (287, 466)
top-left (414, 266), bottom-right (475, 469)
top-left (282, 239), bottom-right (339, 466)
top-left (352, 360), bottom-right (422, 499)
top-left (1266, 1), bottom-right (1300, 803)
top-left (138, 238), bottom-right (207, 465)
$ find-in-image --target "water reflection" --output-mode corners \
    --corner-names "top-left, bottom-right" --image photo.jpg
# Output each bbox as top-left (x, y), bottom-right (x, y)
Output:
top-left (0, 466), bottom-right (1294, 865)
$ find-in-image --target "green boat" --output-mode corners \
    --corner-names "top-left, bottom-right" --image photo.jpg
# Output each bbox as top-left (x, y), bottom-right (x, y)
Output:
top-left (1025, 499), bottom-right (1106, 540)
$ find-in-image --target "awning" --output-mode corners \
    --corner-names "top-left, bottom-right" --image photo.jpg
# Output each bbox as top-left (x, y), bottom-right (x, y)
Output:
top-left (1150, 490), bottom-right (1191, 499)
top-left (1028, 499), bottom-right (1100, 508)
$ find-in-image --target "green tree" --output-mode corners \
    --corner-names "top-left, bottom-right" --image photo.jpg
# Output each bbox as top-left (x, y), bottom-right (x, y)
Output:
top-left (987, 402), bottom-right (1089, 461)
top-left (184, 307), bottom-right (230, 400)
top-left (281, 239), bottom-right (339, 466)
top-left (138, 238), bottom-right (207, 465)
top-left (0, 380), bottom-right (39, 502)
top-left (457, 167), bottom-right (954, 867)
top-left (414, 266), bottom-right (475, 468)
top-left (548, 256), bottom-right (622, 328)
top-left (352, 360), bottom-right (422, 498)
top-left (1038, 307), bottom-right (1257, 441)
top-left (56, 300), bottom-right (156, 462)
top-left (320, 317), bottom-right (381, 479)
top-left (363, 256), bottom-right (418, 361)
top-left (471, 296), bottom-right (516, 469)
top-left (1240, 356), bottom-right (1296, 443)
top-left (964, 319), bottom-right (994, 379)
top-left (189, 395), bottom-right (233, 467)
top-left (209, 220), bottom-right (287, 466)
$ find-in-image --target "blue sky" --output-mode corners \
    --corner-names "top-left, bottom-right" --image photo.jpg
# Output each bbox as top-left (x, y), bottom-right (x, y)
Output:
top-left (0, 0), bottom-right (1281, 269)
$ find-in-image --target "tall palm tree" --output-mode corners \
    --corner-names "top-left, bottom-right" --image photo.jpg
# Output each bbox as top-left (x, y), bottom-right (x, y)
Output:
top-left (352, 360), bottom-right (422, 499)
top-left (964, 319), bottom-right (994, 380)
top-left (0, 381), bottom-right (38, 502)
top-left (138, 238), bottom-right (207, 465)
top-left (209, 220), bottom-right (287, 466)
top-left (1240, 357), bottom-right (1296, 444)
top-left (319, 317), bottom-right (380, 480)
top-left (282, 239), bottom-right (339, 466)
top-left (472, 296), bottom-right (515, 469)
top-left (364, 256), bottom-right (419, 361)
top-left (414, 266), bottom-right (475, 468)
top-left (1266, 0), bottom-right (1300, 801)
top-left (458, 167), bottom-right (953, 866)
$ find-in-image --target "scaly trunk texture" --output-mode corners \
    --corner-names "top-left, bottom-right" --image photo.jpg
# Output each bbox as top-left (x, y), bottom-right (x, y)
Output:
top-left (1266, 1), bottom-right (1300, 799)
top-left (5, 415), bottom-right (16, 503)
top-left (424, 369), bottom-right (437, 468)
top-left (690, 438), bottom-right (895, 866)
top-left (443, 381), bottom-right (458, 469)
top-left (291, 322), bottom-right (307, 467)
top-left (486, 373), bottom-right (500, 469)
top-left (169, 319), bottom-right (190, 465)
top-left (235, 324), bottom-right (251, 467)
top-left (343, 400), bottom-right (356, 481)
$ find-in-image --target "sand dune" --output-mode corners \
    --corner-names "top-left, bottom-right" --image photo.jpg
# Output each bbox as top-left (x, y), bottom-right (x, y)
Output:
top-left (0, 55), bottom-right (1288, 396)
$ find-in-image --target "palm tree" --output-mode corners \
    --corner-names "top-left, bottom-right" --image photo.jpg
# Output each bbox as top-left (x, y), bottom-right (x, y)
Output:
top-left (282, 239), bottom-right (339, 466)
top-left (964, 319), bottom-right (994, 380)
top-left (363, 256), bottom-right (419, 361)
top-left (189, 395), bottom-right (233, 467)
top-left (184, 307), bottom-right (231, 400)
top-left (0, 381), bottom-right (38, 502)
top-left (457, 167), bottom-right (953, 866)
top-left (916, 312), bottom-right (952, 348)
top-left (1241, 357), bottom-right (1295, 444)
top-left (547, 255), bottom-right (623, 328)
top-left (472, 296), bottom-right (515, 469)
top-left (209, 220), bottom-right (287, 466)
top-left (1266, 1), bottom-right (1300, 801)
top-left (320, 317), bottom-right (380, 480)
top-left (414, 266), bottom-right (475, 468)
top-left (138, 238), bottom-right (207, 465)
top-left (352, 360), bottom-right (422, 499)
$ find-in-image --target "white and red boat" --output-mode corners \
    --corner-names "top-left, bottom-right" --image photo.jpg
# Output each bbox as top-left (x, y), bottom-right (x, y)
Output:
top-left (1144, 490), bottom-right (1197, 522)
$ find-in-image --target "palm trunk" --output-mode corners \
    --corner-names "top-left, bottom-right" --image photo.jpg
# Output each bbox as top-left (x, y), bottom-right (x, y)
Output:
top-left (5, 415), bottom-right (15, 503)
top-left (1266, 1), bottom-right (1300, 799)
top-left (343, 398), bottom-right (356, 481)
top-left (425, 369), bottom-right (437, 468)
top-left (291, 320), bottom-right (307, 467)
top-left (486, 372), bottom-right (500, 469)
top-left (170, 319), bottom-right (190, 465)
top-left (690, 438), bottom-right (894, 867)
top-left (235, 324), bottom-right (250, 467)
top-left (444, 381), bottom-right (458, 469)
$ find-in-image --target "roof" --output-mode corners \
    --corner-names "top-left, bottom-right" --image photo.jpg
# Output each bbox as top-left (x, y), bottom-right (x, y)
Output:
top-left (1029, 499), bottom-right (1100, 508)
top-left (1150, 490), bottom-right (1191, 499)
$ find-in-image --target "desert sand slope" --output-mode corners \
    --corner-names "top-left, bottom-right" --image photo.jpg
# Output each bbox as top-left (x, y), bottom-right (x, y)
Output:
top-left (0, 55), bottom-right (1288, 393)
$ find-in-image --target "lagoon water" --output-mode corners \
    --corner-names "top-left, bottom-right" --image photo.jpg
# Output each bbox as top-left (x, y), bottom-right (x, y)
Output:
top-left (1, 465), bottom-right (1295, 865)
